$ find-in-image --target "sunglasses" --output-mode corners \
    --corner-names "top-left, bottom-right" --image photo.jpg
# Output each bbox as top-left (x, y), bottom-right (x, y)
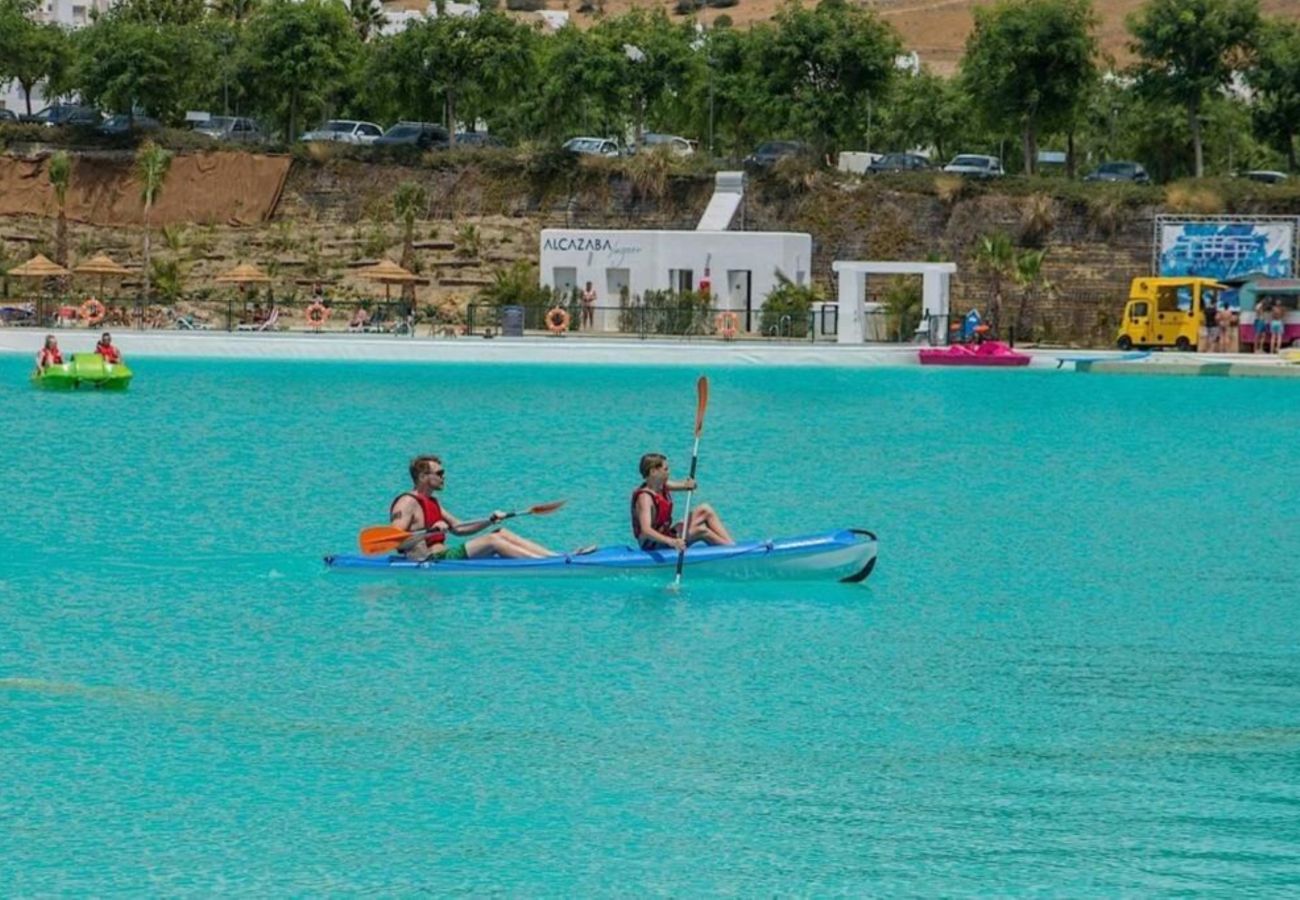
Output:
top-left (430, 469), bottom-right (445, 477)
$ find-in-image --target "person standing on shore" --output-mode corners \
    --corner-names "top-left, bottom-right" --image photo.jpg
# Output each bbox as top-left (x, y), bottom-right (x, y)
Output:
top-left (1255, 296), bottom-right (1271, 352)
top-left (580, 281), bottom-right (597, 331)
top-left (1271, 299), bottom-right (1287, 354)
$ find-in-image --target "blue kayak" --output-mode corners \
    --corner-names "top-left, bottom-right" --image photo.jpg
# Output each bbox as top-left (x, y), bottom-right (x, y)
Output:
top-left (325, 528), bottom-right (877, 583)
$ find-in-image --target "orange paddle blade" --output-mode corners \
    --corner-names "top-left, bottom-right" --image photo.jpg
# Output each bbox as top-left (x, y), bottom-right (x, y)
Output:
top-left (694, 375), bottom-right (709, 437)
top-left (358, 525), bottom-right (412, 555)
top-left (527, 500), bottom-right (566, 515)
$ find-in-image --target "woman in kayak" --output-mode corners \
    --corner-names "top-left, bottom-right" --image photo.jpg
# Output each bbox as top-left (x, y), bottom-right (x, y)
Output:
top-left (391, 455), bottom-right (558, 561)
top-left (632, 452), bottom-right (734, 551)
top-left (34, 334), bottom-right (62, 374)
top-left (95, 332), bottom-right (122, 364)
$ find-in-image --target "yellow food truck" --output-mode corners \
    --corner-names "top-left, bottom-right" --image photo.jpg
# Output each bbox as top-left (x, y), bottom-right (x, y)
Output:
top-left (1115, 276), bottom-right (1228, 351)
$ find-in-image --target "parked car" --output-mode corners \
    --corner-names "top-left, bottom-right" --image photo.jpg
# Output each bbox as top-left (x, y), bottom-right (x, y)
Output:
top-left (0, 109), bottom-right (16, 123)
top-left (563, 136), bottom-right (622, 157)
top-left (1240, 170), bottom-right (1288, 185)
top-left (300, 119), bottom-right (384, 145)
top-left (191, 116), bottom-right (266, 143)
top-left (743, 140), bottom-right (809, 170)
top-left (866, 152), bottom-right (932, 174)
top-left (453, 131), bottom-right (505, 149)
top-left (1083, 161), bottom-right (1150, 184)
top-left (22, 104), bottom-right (102, 127)
top-left (374, 121), bottom-right (449, 149)
top-left (98, 114), bottom-right (162, 136)
top-left (633, 132), bottom-right (696, 157)
top-left (942, 154), bottom-right (1004, 178)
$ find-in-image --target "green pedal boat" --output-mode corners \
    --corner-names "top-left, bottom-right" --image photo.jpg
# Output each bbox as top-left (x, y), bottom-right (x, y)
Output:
top-left (32, 352), bottom-right (133, 390)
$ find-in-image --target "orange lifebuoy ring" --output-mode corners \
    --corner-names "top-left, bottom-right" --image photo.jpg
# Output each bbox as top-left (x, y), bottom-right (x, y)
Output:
top-left (80, 297), bottom-right (106, 325)
top-left (545, 307), bottom-right (570, 334)
top-left (715, 310), bottom-right (740, 340)
top-left (305, 301), bottom-right (331, 328)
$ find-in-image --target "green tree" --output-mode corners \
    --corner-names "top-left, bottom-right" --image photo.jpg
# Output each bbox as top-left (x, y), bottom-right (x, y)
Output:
top-left (1128, 0), bottom-right (1260, 177)
top-left (47, 151), bottom-right (71, 269)
top-left (136, 140), bottom-right (172, 306)
top-left (592, 9), bottom-right (699, 142)
top-left (758, 0), bottom-right (901, 154)
top-left (380, 12), bottom-right (535, 143)
top-left (960, 0), bottom-right (1098, 175)
top-left (392, 181), bottom-right (426, 303)
top-left (242, 0), bottom-right (359, 140)
top-left (0, 3), bottom-right (72, 117)
top-left (1249, 19), bottom-right (1300, 172)
top-left (879, 68), bottom-right (971, 162)
top-left (74, 16), bottom-right (212, 121)
top-left (521, 24), bottom-right (625, 143)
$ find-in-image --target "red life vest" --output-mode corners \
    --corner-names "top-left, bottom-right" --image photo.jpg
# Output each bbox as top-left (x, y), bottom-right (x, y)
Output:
top-left (631, 485), bottom-right (674, 545)
top-left (389, 491), bottom-right (447, 547)
top-left (37, 347), bottom-right (62, 367)
top-left (97, 342), bottom-right (120, 364)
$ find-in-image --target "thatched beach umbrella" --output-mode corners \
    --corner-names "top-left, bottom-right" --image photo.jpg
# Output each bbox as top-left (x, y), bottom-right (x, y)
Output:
top-left (215, 262), bottom-right (272, 328)
top-left (6, 254), bottom-right (71, 323)
top-left (7, 253), bottom-right (71, 279)
top-left (357, 258), bottom-right (416, 303)
top-left (214, 262), bottom-right (272, 285)
top-left (74, 252), bottom-right (131, 297)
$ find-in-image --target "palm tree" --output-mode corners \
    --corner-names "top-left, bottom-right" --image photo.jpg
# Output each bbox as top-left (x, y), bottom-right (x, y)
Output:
top-left (350, 0), bottom-right (384, 42)
top-left (136, 140), bottom-right (173, 311)
top-left (392, 181), bottom-right (426, 304)
top-left (972, 231), bottom-right (1015, 335)
top-left (1012, 248), bottom-right (1053, 341)
top-left (47, 151), bottom-right (71, 270)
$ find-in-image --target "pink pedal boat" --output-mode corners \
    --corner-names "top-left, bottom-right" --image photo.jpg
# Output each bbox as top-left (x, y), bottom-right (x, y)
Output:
top-left (918, 340), bottom-right (1031, 367)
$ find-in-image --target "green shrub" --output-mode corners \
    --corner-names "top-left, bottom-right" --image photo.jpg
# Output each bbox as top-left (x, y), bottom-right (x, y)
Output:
top-left (477, 261), bottom-right (556, 307)
top-left (759, 271), bottom-right (820, 337)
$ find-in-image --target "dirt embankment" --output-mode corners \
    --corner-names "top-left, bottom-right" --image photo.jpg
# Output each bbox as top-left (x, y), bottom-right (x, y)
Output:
top-left (4, 151), bottom-right (1300, 343)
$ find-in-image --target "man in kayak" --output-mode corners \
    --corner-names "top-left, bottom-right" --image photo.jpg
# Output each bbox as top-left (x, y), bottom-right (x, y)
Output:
top-left (632, 452), bottom-right (734, 551)
top-left (390, 455), bottom-right (558, 561)
top-left (35, 334), bottom-right (62, 374)
top-left (95, 332), bottom-right (122, 364)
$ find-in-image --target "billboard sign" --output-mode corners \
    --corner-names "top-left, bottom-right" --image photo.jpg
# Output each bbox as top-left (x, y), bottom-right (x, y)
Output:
top-left (1156, 218), bottom-right (1297, 281)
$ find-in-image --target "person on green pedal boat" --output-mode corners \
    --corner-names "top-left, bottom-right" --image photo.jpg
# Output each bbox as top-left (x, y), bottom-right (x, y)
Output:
top-left (390, 455), bottom-right (558, 561)
top-left (631, 452), bottom-right (734, 551)
top-left (95, 332), bottom-right (122, 365)
top-left (35, 334), bottom-right (62, 374)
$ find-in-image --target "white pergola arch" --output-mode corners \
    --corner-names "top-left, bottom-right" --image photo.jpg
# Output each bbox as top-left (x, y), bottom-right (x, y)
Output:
top-left (832, 260), bottom-right (957, 344)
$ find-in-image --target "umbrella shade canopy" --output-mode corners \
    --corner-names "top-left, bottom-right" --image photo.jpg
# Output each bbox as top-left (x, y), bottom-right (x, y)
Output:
top-left (73, 253), bottom-right (131, 278)
top-left (358, 258), bottom-right (416, 284)
top-left (215, 262), bottom-right (271, 284)
top-left (6, 253), bottom-right (71, 278)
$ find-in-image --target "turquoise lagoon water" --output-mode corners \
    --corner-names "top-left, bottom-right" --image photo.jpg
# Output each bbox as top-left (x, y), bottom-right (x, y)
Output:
top-left (3, 355), bottom-right (1300, 893)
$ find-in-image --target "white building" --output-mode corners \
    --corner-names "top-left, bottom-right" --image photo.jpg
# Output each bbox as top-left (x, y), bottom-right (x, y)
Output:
top-left (539, 229), bottom-right (812, 333)
top-left (539, 172), bottom-right (812, 333)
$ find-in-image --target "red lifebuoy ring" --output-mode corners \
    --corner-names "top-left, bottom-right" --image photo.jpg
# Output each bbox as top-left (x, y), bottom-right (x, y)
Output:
top-left (715, 311), bottom-right (740, 340)
top-left (306, 301), bottom-right (331, 328)
top-left (545, 307), bottom-right (570, 334)
top-left (80, 297), bottom-right (106, 325)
